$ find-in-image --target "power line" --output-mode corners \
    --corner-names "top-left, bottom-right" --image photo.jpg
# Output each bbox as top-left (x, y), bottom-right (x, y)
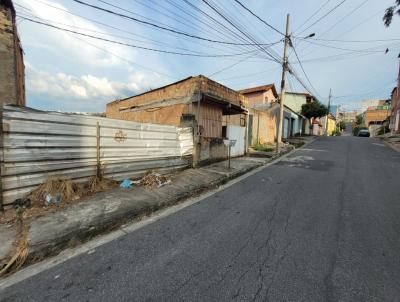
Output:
top-left (232, 0), bottom-right (284, 36)
top-left (317, 0), bottom-right (370, 38)
top-left (27, 0), bottom-right (258, 58)
top-left (200, 0), bottom-right (282, 64)
top-left (16, 11), bottom-right (225, 56)
top-left (298, 0), bottom-right (348, 36)
top-left (298, 39), bottom-right (388, 53)
top-left (71, 0), bottom-right (274, 46)
top-left (99, 0), bottom-right (232, 47)
top-left (295, 0), bottom-right (332, 33)
top-left (294, 0), bottom-right (370, 57)
top-left (135, 0), bottom-right (272, 60)
top-left (19, 16), bottom-right (261, 58)
top-left (216, 67), bottom-right (280, 81)
top-left (208, 52), bottom-right (261, 77)
top-left (290, 43), bottom-right (321, 98)
top-left (307, 37), bottom-right (400, 43)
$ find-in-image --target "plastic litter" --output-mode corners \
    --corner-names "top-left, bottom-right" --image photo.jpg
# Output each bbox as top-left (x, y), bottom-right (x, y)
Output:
top-left (120, 179), bottom-right (133, 189)
top-left (44, 193), bottom-right (61, 206)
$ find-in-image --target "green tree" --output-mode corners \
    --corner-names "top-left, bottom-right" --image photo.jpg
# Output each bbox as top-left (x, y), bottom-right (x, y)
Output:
top-left (301, 101), bottom-right (329, 135)
top-left (337, 120), bottom-right (346, 131)
top-left (383, 0), bottom-right (400, 27)
top-left (355, 114), bottom-right (364, 126)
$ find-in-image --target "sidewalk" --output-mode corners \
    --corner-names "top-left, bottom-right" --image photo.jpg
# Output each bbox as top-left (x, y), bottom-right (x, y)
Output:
top-left (0, 137), bottom-right (315, 274)
top-left (377, 133), bottom-right (400, 152)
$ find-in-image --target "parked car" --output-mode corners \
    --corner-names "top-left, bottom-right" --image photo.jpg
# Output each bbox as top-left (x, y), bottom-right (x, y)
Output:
top-left (358, 129), bottom-right (370, 137)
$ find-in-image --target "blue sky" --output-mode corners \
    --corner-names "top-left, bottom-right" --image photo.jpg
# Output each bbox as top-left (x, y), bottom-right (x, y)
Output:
top-left (14, 0), bottom-right (400, 112)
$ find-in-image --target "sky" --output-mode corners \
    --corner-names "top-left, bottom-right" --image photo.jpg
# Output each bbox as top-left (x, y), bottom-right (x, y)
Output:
top-left (13, 0), bottom-right (400, 112)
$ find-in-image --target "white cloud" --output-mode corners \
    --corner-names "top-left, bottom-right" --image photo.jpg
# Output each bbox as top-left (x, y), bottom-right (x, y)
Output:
top-left (81, 74), bottom-right (117, 97)
top-left (25, 63), bottom-right (149, 103)
top-left (19, 0), bottom-right (132, 66)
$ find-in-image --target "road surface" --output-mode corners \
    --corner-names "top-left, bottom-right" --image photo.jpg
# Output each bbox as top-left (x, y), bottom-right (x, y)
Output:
top-left (1, 136), bottom-right (400, 302)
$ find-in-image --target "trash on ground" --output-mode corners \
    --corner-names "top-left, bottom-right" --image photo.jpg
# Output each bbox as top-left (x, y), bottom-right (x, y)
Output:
top-left (120, 179), bottom-right (133, 189)
top-left (140, 172), bottom-right (171, 188)
top-left (11, 198), bottom-right (31, 210)
top-left (44, 193), bottom-right (61, 206)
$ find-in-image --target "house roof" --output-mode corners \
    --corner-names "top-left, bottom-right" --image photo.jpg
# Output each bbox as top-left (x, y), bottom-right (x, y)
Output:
top-left (285, 91), bottom-right (314, 97)
top-left (238, 84), bottom-right (278, 98)
top-left (108, 76), bottom-right (194, 105)
top-left (108, 74), bottom-right (242, 106)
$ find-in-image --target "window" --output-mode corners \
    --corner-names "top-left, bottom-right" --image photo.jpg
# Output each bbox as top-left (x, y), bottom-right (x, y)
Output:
top-left (222, 126), bottom-right (227, 138)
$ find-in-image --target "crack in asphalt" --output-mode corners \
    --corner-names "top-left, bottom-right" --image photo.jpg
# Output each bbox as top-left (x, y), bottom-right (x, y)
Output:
top-left (322, 139), bottom-right (350, 302)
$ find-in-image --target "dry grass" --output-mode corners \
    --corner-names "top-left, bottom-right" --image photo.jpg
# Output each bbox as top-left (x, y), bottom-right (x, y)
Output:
top-left (0, 176), bottom-right (118, 226)
top-left (87, 176), bottom-right (118, 193)
top-left (0, 218), bottom-right (29, 276)
top-left (28, 178), bottom-right (79, 207)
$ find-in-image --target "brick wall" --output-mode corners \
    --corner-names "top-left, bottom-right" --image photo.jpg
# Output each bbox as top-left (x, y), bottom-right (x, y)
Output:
top-left (106, 75), bottom-right (243, 128)
top-left (0, 2), bottom-right (25, 106)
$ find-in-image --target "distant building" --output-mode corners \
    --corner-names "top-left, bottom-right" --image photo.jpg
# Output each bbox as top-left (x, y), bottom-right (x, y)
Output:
top-left (342, 110), bottom-right (359, 123)
top-left (361, 99), bottom-right (384, 113)
top-left (329, 105), bottom-right (343, 121)
top-left (0, 0), bottom-right (25, 106)
top-left (364, 102), bottom-right (391, 136)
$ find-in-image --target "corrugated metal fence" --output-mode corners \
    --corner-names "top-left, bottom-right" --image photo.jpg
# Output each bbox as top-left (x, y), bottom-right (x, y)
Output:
top-left (1, 106), bottom-right (193, 206)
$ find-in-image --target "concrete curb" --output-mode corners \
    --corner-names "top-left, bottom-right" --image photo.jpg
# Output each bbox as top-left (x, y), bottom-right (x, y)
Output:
top-left (0, 137), bottom-right (317, 275)
top-left (381, 139), bottom-right (400, 153)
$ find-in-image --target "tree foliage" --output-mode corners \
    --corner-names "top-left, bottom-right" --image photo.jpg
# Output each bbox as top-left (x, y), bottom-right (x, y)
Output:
top-left (383, 0), bottom-right (400, 27)
top-left (355, 114), bottom-right (364, 126)
top-left (301, 101), bottom-right (329, 121)
top-left (337, 120), bottom-right (346, 130)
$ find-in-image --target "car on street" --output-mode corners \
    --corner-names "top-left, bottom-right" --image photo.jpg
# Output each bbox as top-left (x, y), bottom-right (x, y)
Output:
top-left (358, 129), bottom-right (370, 137)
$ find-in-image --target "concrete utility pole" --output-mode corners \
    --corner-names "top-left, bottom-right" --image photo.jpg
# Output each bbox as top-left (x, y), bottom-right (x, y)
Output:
top-left (325, 88), bottom-right (332, 136)
top-left (276, 14), bottom-right (290, 154)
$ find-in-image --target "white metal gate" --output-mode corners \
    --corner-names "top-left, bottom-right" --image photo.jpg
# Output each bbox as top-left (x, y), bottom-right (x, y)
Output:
top-left (227, 125), bottom-right (246, 156)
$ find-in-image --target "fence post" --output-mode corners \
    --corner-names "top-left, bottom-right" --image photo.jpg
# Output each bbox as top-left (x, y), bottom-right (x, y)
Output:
top-left (96, 121), bottom-right (101, 179)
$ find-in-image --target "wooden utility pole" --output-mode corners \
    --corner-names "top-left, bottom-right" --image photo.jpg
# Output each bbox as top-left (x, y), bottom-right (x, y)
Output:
top-left (325, 88), bottom-right (332, 136)
top-left (276, 14), bottom-right (290, 154)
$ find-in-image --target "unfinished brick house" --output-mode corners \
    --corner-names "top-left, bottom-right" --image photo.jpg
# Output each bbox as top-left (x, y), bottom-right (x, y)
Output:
top-left (106, 75), bottom-right (246, 165)
top-left (0, 0), bottom-right (25, 106)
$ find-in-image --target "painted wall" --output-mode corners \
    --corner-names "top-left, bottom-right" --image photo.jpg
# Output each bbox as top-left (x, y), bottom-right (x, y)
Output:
top-left (284, 93), bottom-right (308, 114)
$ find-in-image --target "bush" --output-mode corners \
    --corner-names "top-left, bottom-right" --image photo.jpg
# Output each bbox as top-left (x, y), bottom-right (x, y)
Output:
top-left (252, 143), bottom-right (274, 152)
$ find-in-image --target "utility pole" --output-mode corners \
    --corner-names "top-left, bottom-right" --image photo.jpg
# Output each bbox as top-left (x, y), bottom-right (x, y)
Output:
top-left (325, 88), bottom-right (332, 136)
top-left (276, 14), bottom-right (290, 154)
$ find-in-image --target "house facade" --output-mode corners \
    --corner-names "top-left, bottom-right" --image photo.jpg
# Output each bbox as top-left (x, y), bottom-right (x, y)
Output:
top-left (0, 0), bottom-right (25, 106)
top-left (106, 75), bottom-right (246, 165)
top-left (390, 87), bottom-right (400, 133)
top-left (284, 92), bottom-right (316, 134)
top-left (238, 85), bottom-right (303, 145)
top-left (321, 114), bottom-right (337, 136)
top-left (238, 84), bottom-right (278, 145)
top-left (364, 102), bottom-right (391, 136)
top-left (389, 65), bottom-right (400, 133)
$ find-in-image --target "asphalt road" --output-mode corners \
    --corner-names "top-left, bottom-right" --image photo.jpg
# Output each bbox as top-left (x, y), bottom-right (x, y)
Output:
top-left (2, 136), bottom-right (400, 302)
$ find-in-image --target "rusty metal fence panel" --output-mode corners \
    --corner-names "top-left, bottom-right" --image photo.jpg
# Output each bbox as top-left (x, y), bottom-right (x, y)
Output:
top-left (1, 106), bottom-right (193, 206)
